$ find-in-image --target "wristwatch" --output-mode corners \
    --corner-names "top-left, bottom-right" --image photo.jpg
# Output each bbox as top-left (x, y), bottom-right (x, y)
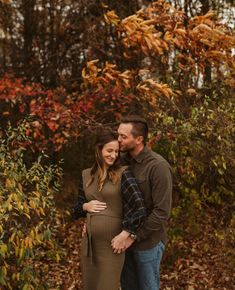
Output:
top-left (130, 233), bottom-right (137, 241)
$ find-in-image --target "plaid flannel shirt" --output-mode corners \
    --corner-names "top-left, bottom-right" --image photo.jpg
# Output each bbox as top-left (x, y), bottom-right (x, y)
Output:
top-left (72, 169), bottom-right (146, 234)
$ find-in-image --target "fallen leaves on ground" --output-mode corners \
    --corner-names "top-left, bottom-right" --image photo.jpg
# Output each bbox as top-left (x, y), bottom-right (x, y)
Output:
top-left (36, 209), bottom-right (234, 290)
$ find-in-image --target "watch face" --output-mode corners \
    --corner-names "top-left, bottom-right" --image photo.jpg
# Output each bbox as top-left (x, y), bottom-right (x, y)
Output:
top-left (131, 234), bottom-right (137, 240)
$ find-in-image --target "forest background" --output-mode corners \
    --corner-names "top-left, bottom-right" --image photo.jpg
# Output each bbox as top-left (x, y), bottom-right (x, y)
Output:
top-left (0, 0), bottom-right (234, 289)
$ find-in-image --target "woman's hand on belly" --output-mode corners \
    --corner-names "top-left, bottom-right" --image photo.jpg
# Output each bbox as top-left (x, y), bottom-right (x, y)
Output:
top-left (83, 200), bottom-right (107, 213)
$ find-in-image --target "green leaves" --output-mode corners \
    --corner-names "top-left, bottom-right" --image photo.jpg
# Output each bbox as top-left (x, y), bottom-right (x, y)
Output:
top-left (0, 122), bottom-right (62, 288)
top-left (151, 92), bottom-right (234, 239)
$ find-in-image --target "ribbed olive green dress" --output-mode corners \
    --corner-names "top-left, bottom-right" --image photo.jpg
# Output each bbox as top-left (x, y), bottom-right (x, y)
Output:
top-left (81, 168), bottom-right (125, 290)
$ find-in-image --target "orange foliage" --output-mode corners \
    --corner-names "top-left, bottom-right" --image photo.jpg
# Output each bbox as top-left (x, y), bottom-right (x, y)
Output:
top-left (0, 0), bottom-right (234, 152)
top-left (81, 60), bottom-right (133, 90)
top-left (0, 74), bottom-right (133, 151)
top-left (104, 1), bottom-right (234, 89)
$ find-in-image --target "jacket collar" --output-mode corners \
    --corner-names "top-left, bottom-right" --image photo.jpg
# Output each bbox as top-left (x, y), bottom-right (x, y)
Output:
top-left (123, 146), bottom-right (149, 164)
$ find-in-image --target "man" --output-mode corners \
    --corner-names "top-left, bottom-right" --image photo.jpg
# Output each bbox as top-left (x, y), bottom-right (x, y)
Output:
top-left (112, 115), bottom-right (172, 290)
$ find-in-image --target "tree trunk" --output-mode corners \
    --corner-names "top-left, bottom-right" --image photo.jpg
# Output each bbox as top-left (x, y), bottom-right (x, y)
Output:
top-left (200, 0), bottom-right (212, 85)
top-left (22, 0), bottom-right (36, 77)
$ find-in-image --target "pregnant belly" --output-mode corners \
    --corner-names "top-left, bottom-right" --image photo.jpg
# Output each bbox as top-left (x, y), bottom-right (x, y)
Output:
top-left (89, 214), bottom-right (122, 242)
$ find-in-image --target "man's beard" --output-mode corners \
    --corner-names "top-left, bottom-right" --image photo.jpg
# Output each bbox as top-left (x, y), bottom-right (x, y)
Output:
top-left (119, 144), bottom-right (135, 153)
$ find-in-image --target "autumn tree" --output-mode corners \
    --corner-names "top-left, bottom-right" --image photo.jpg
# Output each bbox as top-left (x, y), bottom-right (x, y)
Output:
top-left (0, 1), bottom-right (234, 288)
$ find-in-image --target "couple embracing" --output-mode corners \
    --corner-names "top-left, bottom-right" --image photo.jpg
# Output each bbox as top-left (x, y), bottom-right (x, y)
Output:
top-left (73, 115), bottom-right (172, 290)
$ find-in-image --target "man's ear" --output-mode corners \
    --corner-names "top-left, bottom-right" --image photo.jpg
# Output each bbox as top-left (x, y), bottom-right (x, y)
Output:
top-left (136, 136), bottom-right (144, 145)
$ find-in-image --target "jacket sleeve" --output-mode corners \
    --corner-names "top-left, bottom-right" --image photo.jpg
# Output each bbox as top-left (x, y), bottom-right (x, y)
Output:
top-left (121, 169), bottom-right (146, 233)
top-left (71, 177), bottom-right (87, 219)
top-left (136, 161), bottom-right (172, 241)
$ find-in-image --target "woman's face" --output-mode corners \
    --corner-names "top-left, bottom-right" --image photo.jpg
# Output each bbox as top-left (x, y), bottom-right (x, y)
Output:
top-left (101, 140), bottom-right (119, 167)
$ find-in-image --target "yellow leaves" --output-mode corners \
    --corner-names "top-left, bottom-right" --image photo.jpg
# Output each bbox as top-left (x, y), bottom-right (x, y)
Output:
top-left (191, 10), bottom-right (215, 26)
top-left (29, 199), bottom-right (36, 210)
top-left (33, 205), bottom-right (45, 217)
top-left (2, 266), bottom-right (7, 276)
top-left (33, 191), bottom-right (41, 198)
top-left (24, 236), bottom-right (33, 249)
top-left (12, 272), bottom-right (20, 282)
top-left (39, 207), bottom-right (45, 216)
top-left (137, 79), bottom-right (174, 104)
top-left (5, 178), bottom-right (11, 188)
top-left (119, 70), bottom-right (132, 80)
top-left (30, 229), bottom-right (35, 240)
top-left (18, 183), bottom-right (23, 192)
top-left (189, 16), bottom-right (234, 67)
top-left (200, 38), bottom-right (213, 47)
top-left (104, 10), bottom-right (120, 26)
top-left (0, 243), bottom-right (8, 258)
top-left (82, 59), bottom-right (101, 85)
top-left (15, 246), bottom-right (19, 257)
top-left (81, 60), bottom-right (134, 90)
top-left (12, 229), bottom-right (43, 260)
top-left (207, 50), bottom-right (225, 59)
top-left (104, 72), bottom-right (114, 81)
top-left (174, 28), bottom-right (187, 36)
top-left (55, 253), bottom-right (61, 262)
top-left (9, 232), bottom-right (16, 243)
top-left (82, 59), bottom-right (102, 88)
top-left (144, 35), bottom-right (153, 50)
top-left (119, 11), bottom-right (168, 57)
top-left (19, 247), bottom-right (25, 259)
top-left (3, 195), bottom-right (13, 211)
top-left (142, 19), bottom-right (156, 26)
top-left (192, 23), bottom-right (213, 34)
top-left (0, 127), bottom-right (61, 287)
top-left (82, 59), bottom-right (100, 75)
top-left (164, 31), bottom-right (174, 43)
top-left (0, 243), bottom-right (8, 253)
top-left (5, 178), bottom-right (15, 189)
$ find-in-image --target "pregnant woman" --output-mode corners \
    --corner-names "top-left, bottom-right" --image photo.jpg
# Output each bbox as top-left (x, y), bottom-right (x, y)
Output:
top-left (73, 130), bottom-right (146, 290)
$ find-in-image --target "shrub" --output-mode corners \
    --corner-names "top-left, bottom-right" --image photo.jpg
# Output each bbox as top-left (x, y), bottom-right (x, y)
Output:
top-left (152, 95), bottom-right (235, 237)
top-left (0, 121), bottom-right (62, 289)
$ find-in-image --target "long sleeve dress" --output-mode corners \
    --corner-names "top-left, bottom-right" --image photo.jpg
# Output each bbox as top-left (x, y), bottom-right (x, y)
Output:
top-left (73, 167), bottom-right (146, 290)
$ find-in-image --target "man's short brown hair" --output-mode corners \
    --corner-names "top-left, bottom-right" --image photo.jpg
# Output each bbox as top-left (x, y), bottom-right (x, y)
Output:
top-left (120, 115), bottom-right (149, 143)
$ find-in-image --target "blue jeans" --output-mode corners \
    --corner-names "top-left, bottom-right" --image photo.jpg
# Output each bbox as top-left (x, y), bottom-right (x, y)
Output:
top-left (121, 241), bottom-right (165, 290)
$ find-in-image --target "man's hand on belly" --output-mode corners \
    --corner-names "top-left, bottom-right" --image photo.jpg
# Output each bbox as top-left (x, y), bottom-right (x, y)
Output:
top-left (111, 230), bottom-right (134, 254)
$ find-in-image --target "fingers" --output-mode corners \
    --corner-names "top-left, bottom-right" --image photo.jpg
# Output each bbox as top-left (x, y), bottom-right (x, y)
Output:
top-left (111, 236), bottom-right (134, 254)
top-left (111, 239), bottom-right (126, 254)
top-left (112, 245), bottom-right (126, 254)
top-left (86, 200), bottom-right (107, 213)
top-left (91, 200), bottom-right (106, 206)
top-left (92, 209), bottom-right (105, 212)
top-left (94, 202), bottom-right (107, 210)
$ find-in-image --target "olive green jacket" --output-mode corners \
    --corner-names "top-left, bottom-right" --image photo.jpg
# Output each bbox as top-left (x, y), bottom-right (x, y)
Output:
top-left (122, 146), bottom-right (172, 250)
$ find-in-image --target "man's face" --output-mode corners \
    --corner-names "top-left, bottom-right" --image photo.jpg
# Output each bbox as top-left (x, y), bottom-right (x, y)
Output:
top-left (117, 123), bottom-right (138, 152)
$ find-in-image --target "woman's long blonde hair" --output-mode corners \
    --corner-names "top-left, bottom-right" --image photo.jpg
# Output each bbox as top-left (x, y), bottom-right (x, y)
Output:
top-left (86, 130), bottom-right (122, 191)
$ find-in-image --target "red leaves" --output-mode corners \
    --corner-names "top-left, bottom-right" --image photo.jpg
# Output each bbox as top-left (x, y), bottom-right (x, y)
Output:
top-left (0, 76), bottom-right (40, 101)
top-left (0, 74), bottom-right (134, 152)
top-left (0, 75), bottom-right (71, 150)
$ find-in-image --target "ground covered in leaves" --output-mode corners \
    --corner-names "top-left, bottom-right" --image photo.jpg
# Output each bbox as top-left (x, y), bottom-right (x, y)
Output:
top-left (40, 209), bottom-right (235, 290)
